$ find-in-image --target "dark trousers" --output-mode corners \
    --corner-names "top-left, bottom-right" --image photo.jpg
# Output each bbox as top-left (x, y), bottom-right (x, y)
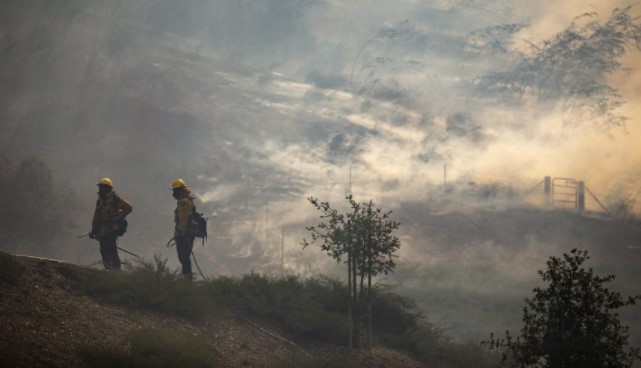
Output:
top-left (99, 234), bottom-right (121, 270)
top-left (175, 235), bottom-right (195, 276)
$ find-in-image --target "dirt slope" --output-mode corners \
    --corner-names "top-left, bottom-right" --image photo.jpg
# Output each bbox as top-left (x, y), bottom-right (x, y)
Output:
top-left (0, 254), bottom-right (425, 368)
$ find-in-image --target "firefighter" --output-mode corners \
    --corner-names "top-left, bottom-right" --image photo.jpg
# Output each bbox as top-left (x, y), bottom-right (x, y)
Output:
top-left (171, 178), bottom-right (196, 278)
top-left (89, 178), bottom-right (133, 270)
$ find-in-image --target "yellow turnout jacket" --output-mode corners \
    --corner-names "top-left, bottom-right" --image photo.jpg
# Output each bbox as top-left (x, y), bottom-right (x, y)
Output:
top-left (91, 190), bottom-right (133, 239)
top-left (174, 195), bottom-right (195, 238)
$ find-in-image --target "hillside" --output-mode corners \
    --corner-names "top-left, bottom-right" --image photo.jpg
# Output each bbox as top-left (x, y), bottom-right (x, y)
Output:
top-left (2, 205), bottom-right (641, 367)
top-left (390, 203), bottom-right (641, 342)
top-left (0, 253), bottom-right (427, 368)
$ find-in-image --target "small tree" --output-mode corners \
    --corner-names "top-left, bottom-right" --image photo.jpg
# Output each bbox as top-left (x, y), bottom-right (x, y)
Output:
top-left (485, 249), bottom-right (641, 368)
top-left (303, 195), bottom-right (400, 349)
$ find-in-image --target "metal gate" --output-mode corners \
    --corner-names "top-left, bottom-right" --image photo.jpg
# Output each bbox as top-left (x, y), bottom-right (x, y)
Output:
top-left (552, 177), bottom-right (577, 208)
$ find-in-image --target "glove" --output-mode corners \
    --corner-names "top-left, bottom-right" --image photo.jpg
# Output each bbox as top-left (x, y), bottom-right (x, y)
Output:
top-left (89, 232), bottom-right (96, 239)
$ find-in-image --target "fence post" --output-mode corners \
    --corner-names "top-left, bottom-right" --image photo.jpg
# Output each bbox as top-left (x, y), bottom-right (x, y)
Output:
top-left (544, 176), bottom-right (552, 207)
top-left (577, 181), bottom-right (585, 213)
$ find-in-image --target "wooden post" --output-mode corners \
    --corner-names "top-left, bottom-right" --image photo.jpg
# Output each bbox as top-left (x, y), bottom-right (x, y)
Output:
top-left (444, 164), bottom-right (447, 186)
top-left (544, 176), bottom-right (552, 207)
top-left (577, 181), bottom-right (585, 213)
top-left (347, 221), bottom-right (353, 349)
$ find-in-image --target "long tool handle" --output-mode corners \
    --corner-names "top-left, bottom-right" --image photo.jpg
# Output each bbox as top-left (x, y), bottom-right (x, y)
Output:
top-left (117, 246), bottom-right (139, 258)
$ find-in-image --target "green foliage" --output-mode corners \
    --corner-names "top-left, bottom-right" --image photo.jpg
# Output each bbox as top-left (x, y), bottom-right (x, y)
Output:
top-left (81, 256), bottom-right (498, 367)
top-left (209, 273), bottom-right (349, 343)
top-left (371, 286), bottom-right (425, 336)
top-left (79, 327), bottom-right (217, 368)
top-left (84, 255), bottom-right (227, 321)
top-left (371, 285), bottom-right (502, 367)
top-left (303, 195), bottom-right (402, 348)
top-left (485, 249), bottom-right (641, 367)
top-left (303, 195), bottom-right (401, 277)
top-left (0, 251), bottom-right (24, 284)
top-left (84, 258), bottom-right (347, 341)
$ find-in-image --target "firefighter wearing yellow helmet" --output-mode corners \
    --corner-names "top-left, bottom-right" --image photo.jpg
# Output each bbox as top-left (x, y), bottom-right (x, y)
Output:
top-left (89, 177), bottom-right (133, 270)
top-left (171, 178), bottom-right (187, 190)
top-left (171, 178), bottom-right (196, 278)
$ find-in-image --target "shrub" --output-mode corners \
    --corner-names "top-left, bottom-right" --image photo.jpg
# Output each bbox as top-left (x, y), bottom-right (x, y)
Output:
top-left (207, 273), bottom-right (349, 344)
top-left (79, 327), bottom-right (217, 368)
top-left (0, 252), bottom-right (24, 284)
top-left (606, 193), bottom-right (638, 223)
top-left (83, 255), bottom-right (227, 320)
top-left (485, 249), bottom-right (641, 367)
top-left (81, 257), bottom-right (499, 367)
top-left (371, 286), bottom-right (425, 335)
top-left (472, 181), bottom-right (519, 202)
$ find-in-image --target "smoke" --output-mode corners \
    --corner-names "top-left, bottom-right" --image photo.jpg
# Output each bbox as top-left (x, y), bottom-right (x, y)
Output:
top-left (503, 0), bottom-right (641, 185)
top-left (163, 0), bottom-right (640, 267)
top-left (3, 0), bottom-right (641, 343)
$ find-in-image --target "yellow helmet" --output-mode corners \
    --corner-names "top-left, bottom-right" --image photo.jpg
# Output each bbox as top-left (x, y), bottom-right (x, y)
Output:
top-left (97, 177), bottom-right (114, 188)
top-left (171, 178), bottom-right (187, 190)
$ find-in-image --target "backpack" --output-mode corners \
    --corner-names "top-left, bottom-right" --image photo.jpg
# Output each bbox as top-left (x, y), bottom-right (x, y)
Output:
top-left (113, 194), bottom-right (129, 237)
top-left (115, 218), bottom-right (128, 237)
top-left (187, 197), bottom-right (207, 243)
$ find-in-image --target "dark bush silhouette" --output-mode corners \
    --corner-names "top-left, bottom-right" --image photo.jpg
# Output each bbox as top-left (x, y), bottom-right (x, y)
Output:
top-left (485, 249), bottom-right (641, 367)
top-left (0, 156), bottom-right (73, 255)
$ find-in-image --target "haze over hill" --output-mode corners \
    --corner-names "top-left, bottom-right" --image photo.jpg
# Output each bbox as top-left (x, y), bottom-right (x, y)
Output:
top-left (1, 0), bottom-right (640, 346)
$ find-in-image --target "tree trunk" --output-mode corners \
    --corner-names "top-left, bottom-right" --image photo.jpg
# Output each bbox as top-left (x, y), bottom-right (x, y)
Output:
top-left (352, 246), bottom-right (360, 348)
top-left (367, 264), bottom-right (372, 350)
top-left (347, 244), bottom-right (353, 348)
